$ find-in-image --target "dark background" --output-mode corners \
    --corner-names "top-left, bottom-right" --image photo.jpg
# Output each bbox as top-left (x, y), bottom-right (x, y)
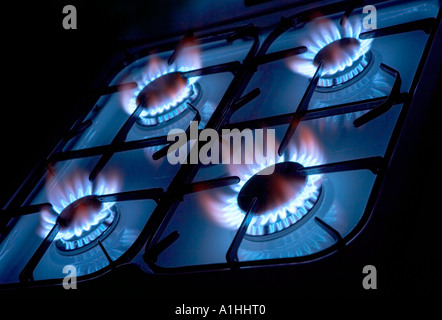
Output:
top-left (1, 0), bottom-right (441, 302)
top-left (3, 1), bottom-right (112, 207)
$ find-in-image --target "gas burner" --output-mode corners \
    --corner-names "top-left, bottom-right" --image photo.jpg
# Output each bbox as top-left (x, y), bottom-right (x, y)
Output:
top-left (238, 161), bottom-right (322, 239)
top-left (39, 172), bottom-right (120, 253)
top-left (316, 44), bottom-right (372, 89)
top-left (241, 164), bottom-right (322, 239)
top-left (134, 72), bottom-right (201, 127)
top-left (122, 41), bottom-right (202, 127)
top-left (288, 17), bottom-right (373, 89)
top-left (201, 127), bottom-right (324, 239)
top-left (137, 72), bottom-right (188, 112)
top-left (238, 162), bottom-right (308, 215)
top-left (55, 196), bottom-right (119, 253)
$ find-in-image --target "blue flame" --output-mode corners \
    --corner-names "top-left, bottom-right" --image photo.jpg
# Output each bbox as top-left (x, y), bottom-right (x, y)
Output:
top-left (128, 69), bottom-right (193, 118)
top-left (289, 17), bottom-right (373, 79)
top-left (122, 51), bottom-right (201, 125)
top-left (39, 172), bottom-right (120, 246)
top-left (202, 128), bottom-right (325, 236)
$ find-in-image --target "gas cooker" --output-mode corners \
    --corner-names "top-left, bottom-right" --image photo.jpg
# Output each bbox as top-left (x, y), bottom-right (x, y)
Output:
top-left (1, 0), bottom-right (441, 300)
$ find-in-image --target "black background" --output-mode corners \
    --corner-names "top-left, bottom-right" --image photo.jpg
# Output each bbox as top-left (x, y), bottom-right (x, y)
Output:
top-left (1, 0), bottom-right (441, 304)
top-left (3, 1), bottom-right (111, 207)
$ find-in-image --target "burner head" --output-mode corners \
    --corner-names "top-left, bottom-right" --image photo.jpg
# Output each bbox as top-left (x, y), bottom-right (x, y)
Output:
top-left (313, 37), bottom-right (361, 73)
top-left (314, 38), bottom-right (373, 89)
top-left (317, 51), bottom-right (372, 89)
top-left (287, 18), bottom-right (373, 89)
top-left (237, 162), bottom-right (307, 215)
top-left (136, 71), bottom-right (188, 111)
top-left (134, 71), bottom-right (200, 126)
top-left (55, 194), bottom-right (119, 253)
top-left (57, 195), bottom-right (103, 230)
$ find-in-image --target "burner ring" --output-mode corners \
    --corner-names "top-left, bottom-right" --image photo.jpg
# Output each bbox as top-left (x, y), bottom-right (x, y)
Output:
top-left (316, 50), bottom-right (373, 90)
top-left (55, 198), bottom-right (120, 255)
top-left (237, 161), bottom-right (323, 239)
top-left (137, 82), bottom-right (201, 128)
top-left (244, 182), bottom-right (326, 242)
top-left (311, 36), bottom-right (373, 89)
top-left (135, 71), bottom-right (199, 127)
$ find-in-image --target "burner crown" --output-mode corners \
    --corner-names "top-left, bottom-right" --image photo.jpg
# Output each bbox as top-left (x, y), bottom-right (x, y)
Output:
top-left (237, 162), bottom-right (307, 215)
top-left (56, 195), bottom-right (102, 230)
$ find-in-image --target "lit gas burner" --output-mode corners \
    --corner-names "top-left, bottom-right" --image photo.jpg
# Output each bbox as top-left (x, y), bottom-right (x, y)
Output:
top-left (201, 127), bottom-right (324, 238)
top-left (39, 172), bottom-right (120, 253)
top-left (122, 40), bottom-right (202, 126)
top-left (237, 162), bottom-right (308, 215)
top-left (136, 71), bottom-right (189, 114)
top-left (288, 17), bottom-right (373, 88)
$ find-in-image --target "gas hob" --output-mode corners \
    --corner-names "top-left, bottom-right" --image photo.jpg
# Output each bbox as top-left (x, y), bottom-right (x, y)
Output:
top-left (1, 0), bottom-right (441, 299)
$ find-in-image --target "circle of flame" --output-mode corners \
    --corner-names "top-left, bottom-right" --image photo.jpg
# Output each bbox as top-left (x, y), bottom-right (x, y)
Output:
top-left (288, 17), bottom-right (373, 77)
top-left (122, 42), bottom-right (202, 119)
top-left (201, 128), bottom-right (325, 234)
top-left (39, 171), bottom-right (120, 240)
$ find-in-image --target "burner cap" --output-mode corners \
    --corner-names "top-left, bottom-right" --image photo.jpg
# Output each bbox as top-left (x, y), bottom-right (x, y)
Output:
top-left (55, 195), bottom-right (119, 253)
top-left (313, 37), bottom-right (361, 73)
top-left (237, 162), bottom-right (307, 215)
top-left (136, 71), bottom-right (188, 110)
top-left (56, 195), bottom-right (102, 229)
